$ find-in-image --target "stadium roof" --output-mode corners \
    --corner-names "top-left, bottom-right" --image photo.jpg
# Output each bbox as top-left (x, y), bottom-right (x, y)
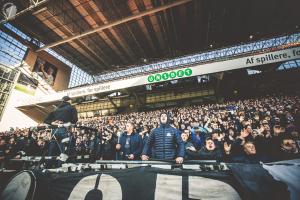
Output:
top-left (3, 0), bottom-right (300, 75)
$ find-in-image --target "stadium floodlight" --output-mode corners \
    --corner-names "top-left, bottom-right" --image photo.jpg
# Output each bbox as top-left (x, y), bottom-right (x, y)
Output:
top-left (2, 1), bottom-right (17, 20)
top-left (30, 0), bottom-right (40, 6)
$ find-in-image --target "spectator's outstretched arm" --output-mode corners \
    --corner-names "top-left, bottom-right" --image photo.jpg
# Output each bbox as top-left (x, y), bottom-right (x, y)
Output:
top-left (204, 120), bottom-right (212, 133)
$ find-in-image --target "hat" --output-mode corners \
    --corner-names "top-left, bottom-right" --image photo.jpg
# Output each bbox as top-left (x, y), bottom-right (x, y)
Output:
top-left (62, 96), bottom-right (71, 101)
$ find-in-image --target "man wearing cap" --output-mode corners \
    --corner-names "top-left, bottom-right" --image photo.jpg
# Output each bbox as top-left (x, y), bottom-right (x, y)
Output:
top-left (141, 112), bottom-right (185, 163)
top-left (44, 96), bottom-right (78, 157)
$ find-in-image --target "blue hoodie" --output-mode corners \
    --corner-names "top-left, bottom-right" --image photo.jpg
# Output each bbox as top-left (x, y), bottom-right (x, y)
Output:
top-left (190, 127), bottom-right (207, 150)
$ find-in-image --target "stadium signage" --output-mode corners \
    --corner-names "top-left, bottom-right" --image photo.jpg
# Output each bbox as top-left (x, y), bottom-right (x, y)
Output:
top-left (67, 173), bottom-right (240, 200)
top-left (245, 49), bottom-right (300, 65)
top-left (66, 85), bottom-right (111, 97)
top-left (21, 46), bottom-right (300, 105)
top-left (147, 68), bottom-right (193, 83)
top-left (1, 163), bottom-right (293, 200)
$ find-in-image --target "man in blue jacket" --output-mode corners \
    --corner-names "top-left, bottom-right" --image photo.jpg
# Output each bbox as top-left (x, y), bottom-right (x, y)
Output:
top-left (141, 112), bottom-right (185, 163)
top-left (116, 122), bottom-right (143, 160)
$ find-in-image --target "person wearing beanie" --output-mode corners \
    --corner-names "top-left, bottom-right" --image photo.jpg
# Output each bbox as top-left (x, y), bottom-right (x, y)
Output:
top-left (141, 112), bottom-right (185, 163)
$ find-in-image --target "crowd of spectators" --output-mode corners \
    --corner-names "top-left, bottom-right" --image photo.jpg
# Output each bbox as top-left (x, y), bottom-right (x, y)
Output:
top-left (1, 94), bottom-right (300, 167)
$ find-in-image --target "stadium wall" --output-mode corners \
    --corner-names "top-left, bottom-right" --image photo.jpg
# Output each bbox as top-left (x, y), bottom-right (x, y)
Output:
top-left (0, 63), bottom-right (61, 131)
top-left (0, 88), bottom-right (37, 131)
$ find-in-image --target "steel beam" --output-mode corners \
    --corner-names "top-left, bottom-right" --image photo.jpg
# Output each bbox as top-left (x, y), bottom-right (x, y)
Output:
top-left (36, 0), bottom-right (193, 52)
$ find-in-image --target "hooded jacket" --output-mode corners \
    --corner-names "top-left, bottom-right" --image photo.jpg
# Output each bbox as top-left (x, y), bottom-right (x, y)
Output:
top-left (142, 112), bottom-right (185, 159)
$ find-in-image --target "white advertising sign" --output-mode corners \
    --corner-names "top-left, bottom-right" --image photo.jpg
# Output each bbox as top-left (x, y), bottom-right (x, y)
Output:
top-left (22, 47), bottom-right (300, 105)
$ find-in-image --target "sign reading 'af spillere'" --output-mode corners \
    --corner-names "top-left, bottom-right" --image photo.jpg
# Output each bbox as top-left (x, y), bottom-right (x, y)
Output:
top-left (22, 46), bottom-right (300, 105)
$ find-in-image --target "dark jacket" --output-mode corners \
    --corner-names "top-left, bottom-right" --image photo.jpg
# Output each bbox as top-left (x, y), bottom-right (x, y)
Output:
top-left (16, 136), bottom-right (36, 156)
top-left (186, 146), bottom-right (223, 161)
top-left (189, 146), bottom-right (223, 161)
top-left (183, 141), bottom-right (197, 159)
top-left (142, 134), bottom-right (149, 148)
top-left (66, 135), bottom-right (76, 156)
top-left (231, 135), bottom-right (254, 156)
top-left (254, 135), bottom-right (272, 156)
top-left (142, 113), bottom-right (185, 159)
top-left (231, 153), bottom-right (270, 164)
top-left (44, 101), bottom-right (78, 124)
top-left (119, 132), bottom-right (143, 159)
top-left (101, 134), bottom-right (117, 160)
top-left (273, 149), bottom-right (300, 161)
top-left (141, 134), bottom-right (152, 156)
top-left (198, 147), bottom-right (223, 161)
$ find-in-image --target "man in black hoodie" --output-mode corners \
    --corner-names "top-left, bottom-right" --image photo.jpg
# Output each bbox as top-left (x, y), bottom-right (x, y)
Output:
top-left (141, 112), bottom-right (185, 163)
top-left (44, 96), bottom-right (78, 126)
top-left (44, 96), bottom-right (78, 157)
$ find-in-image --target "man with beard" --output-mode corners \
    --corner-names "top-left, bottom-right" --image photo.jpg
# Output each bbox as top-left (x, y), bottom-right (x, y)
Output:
top-left (141, 112), bottom-right (185, 163)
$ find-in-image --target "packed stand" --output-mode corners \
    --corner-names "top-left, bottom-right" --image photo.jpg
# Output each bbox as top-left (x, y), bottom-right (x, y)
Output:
top-left (1, 94), bottom-right (300, 167)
